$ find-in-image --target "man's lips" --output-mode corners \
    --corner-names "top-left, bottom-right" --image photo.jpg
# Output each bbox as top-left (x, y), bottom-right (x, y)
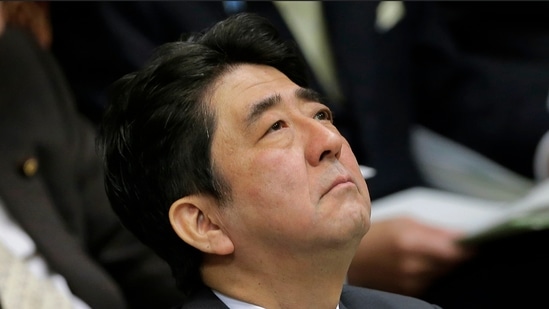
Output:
top-left (325, 174), bottom-right (354, 195)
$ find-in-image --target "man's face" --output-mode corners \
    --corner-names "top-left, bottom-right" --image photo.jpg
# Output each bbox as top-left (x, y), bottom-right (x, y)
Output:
top-left (209, 64), bottom-right (371, 257)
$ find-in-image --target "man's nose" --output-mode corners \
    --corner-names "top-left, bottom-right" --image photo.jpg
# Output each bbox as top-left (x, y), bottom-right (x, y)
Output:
top-left (303, 119), bottom-right (343, 166)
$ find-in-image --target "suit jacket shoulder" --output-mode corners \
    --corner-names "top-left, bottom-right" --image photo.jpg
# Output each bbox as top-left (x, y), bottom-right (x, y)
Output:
top-left (340, 285), bottom-right (442, 309)
top-left (176, 287), bottom-right (228, 309)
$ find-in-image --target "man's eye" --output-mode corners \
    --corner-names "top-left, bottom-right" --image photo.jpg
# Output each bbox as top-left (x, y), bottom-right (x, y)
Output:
top-left (262, 120), bottom-right (286, 138)
top-left (269, 121), bottom-right (283, 132)
top-left (314, 109), bottom-right (333, 122)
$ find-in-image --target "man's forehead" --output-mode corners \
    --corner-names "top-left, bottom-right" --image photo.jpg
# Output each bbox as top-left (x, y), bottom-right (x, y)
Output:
top-left (210, 64), bottom-right (293, 115)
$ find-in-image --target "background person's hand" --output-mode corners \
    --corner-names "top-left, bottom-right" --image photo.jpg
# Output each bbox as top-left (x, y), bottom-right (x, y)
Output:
top-left (0, 2), bottom-right (5, 36)
top-left (1, 1), bottom-right (51, 49)
top-left (348, 216), bottom-right (474, 296)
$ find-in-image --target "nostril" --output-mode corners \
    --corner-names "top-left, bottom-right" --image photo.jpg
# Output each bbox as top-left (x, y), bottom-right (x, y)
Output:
top-left (319, 150), bottom-right (331, 161)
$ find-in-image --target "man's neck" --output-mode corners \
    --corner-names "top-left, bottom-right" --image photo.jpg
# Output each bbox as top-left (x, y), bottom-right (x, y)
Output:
top-left (202, 252), bottom-right (351, 309)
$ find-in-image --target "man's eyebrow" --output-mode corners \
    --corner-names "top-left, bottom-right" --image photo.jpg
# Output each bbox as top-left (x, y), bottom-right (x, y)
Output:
top-left (296, 87), bottom-right (324, 104)
top-left (245, 93), bottom-right (282, 128)
top-left (245, 88), bottom-right (324, 128)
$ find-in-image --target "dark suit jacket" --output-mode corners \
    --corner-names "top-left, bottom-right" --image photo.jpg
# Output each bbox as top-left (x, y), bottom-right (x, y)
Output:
top-left (175, 285), bottom-right (441, 309)
top-left (404, 2), bottom-right (549, 179)
top-left (0, 27), bottom-right (183, 309)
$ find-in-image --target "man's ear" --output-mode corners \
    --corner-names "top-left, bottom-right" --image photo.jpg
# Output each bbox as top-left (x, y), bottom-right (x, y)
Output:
top-left (169, 195), bottom-right (234, 255)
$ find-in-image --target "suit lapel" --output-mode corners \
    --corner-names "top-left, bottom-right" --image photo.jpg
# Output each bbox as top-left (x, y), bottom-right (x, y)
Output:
top-left (0, 155), bottom-right (125, 309)
top-left (179, 287), bottom-right (230, 308)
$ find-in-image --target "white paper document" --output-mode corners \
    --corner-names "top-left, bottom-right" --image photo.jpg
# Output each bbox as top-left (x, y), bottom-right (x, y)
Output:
top-left (370, 179), bottom-right (549, 245)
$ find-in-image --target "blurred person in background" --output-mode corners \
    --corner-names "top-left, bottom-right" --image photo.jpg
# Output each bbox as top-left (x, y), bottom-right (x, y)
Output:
top-left (0, 2), bottom-right (183, 308)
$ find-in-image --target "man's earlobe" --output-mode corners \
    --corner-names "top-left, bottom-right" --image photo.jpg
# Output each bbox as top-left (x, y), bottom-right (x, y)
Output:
top-left (169, 196), bottom-right (234, 255)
